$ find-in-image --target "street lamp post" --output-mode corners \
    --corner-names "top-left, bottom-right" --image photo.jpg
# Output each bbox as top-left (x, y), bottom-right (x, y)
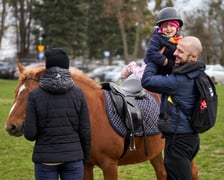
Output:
top-left (37, 27), bottom-right (45, 61)
top-left (38, 27), bottom-right (43, 45)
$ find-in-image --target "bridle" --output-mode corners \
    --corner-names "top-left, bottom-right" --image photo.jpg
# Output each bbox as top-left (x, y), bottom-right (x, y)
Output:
top-left (15, 77), bottom-right (40, 98)
top-left (24, 77), bottom-right (40, 83)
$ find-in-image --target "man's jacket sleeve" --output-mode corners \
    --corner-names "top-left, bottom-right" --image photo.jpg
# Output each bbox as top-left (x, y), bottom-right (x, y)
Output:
top-left (141, 62), bottom-right (178, 94)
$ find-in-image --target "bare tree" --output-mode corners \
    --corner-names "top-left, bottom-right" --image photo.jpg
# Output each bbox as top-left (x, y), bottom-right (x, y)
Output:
top-left (103, 0), bottom-right (152, 63)
top-left (184, 0), bottom-right (224, 65)
top-left (0, 0), bottom-right (7, 49)
top-left (208, 0), bottom-right (224, 65)
top-left (10, 0), bottom-right (33, 58)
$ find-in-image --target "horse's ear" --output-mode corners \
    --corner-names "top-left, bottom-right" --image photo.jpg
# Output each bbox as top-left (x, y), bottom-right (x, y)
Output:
top-left (16, 60), bottom-right (25, 73)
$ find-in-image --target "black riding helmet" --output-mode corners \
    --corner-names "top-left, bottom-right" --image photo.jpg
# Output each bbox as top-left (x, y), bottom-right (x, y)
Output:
top-left (156, 7), bottom-right (183, 27)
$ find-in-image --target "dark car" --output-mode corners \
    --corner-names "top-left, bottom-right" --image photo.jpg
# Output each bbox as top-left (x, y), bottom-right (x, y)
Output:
top-left (0, 61), bottom-right (17, 79)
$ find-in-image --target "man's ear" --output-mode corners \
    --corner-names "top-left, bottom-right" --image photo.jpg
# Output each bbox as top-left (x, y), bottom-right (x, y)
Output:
top-left (191, 54), bottom-right (198, 61)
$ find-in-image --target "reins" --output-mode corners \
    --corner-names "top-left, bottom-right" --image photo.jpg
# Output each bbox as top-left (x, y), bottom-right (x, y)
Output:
top-left (14, 77), bottom-right (40, 100)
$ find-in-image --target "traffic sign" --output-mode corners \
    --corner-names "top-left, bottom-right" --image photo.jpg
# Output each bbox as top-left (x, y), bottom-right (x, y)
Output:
top-left (37, 45), bottom-right (45, 52)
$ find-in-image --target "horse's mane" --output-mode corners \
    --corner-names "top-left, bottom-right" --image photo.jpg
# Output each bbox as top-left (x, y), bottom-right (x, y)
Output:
top-left (70, 69), bottom-right (102, 90)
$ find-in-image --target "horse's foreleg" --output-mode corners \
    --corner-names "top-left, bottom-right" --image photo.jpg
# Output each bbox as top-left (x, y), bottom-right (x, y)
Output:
top-left (99, 160), bottom-right (118, 180)
top-left (150, 152), bottom-right (167, 180)
top-left (191, 160), bottom-right (199, 180)
top-left (84, 164), bottom-right (94, 180)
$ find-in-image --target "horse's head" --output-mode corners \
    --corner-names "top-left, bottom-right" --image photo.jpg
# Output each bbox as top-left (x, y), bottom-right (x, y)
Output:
top-left (5, 61), bottom-right (45, 136)
top-left (5, 61), bottom-right (101, 137)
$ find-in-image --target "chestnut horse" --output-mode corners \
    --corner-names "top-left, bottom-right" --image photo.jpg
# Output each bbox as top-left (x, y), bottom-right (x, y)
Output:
top-left (5, 62), bottom-right (198, 180)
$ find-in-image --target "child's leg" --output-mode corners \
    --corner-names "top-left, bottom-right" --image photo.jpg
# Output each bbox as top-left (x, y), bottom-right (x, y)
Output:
top-left (132, 63), bottom-right (146, 79)
top-left (120, 61), bottom-right (137, 79)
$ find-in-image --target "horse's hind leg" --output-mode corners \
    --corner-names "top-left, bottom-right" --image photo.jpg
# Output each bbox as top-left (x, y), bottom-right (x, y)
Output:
top-left (84, 164), bottom-right (94, 180)
top-left (150, 152), bottom-right (167, 180)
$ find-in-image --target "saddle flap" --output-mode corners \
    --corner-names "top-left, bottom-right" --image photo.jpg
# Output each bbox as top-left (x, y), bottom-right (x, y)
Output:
top-left (103, 79), bottom-right (145, 133)
top-left (126, 98), bottom-right (143, 130)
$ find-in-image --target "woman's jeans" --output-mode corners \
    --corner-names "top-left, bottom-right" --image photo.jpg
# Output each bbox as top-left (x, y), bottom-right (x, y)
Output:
top-left (35, 161), bottom-right (84, 180)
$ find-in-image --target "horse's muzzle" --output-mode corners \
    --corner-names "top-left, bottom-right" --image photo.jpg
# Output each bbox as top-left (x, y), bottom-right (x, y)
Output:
top-left (5, 123), bottom-right (24, 137)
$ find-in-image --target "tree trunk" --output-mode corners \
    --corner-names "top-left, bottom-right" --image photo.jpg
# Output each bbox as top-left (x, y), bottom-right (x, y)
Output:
top-left (117, 10), bottom-right (129, 63)
top-left (132, 24), bottom-right (141, 61)
top-left (0, 0), bottom-right (6, 49)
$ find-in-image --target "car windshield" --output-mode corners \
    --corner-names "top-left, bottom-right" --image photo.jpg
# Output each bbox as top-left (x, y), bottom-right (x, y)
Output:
top-left (92, 67), bottom-right (104, 73)
top-left (215, 65), bottom-right (224, 71)
top-left (206, 64), bottom-right (224, 71)
top-left (0, 62), bottom-right (7, 67)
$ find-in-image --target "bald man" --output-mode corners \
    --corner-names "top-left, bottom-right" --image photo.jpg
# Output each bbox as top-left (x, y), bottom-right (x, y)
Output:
top-left (142, 36), bottom-right (204, 179)
top-left (174, 36), bottom-right (203, 66)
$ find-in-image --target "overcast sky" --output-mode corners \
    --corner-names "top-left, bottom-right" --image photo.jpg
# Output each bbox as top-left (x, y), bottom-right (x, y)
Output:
top-left (148, 0), bottom-right (204, 12)
top-left (174, 0), bottom-right (204, 11)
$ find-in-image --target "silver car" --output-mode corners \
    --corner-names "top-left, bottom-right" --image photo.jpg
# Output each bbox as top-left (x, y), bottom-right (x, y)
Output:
top-left (205, 64), bottom-right (224, 84)
top-left (87, 65), bottom-right (117, 82)
top-left (104, 65), bottom-right (126, 83)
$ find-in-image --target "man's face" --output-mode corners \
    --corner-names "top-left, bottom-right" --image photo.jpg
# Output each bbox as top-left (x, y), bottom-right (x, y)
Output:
top-left (173, 41), bottom-right (193, 66)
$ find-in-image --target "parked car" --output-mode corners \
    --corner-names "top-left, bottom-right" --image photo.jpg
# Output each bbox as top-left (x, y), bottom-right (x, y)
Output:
top-left (104, 65), bottom-right (126, 83)
top-left (205, 64), bottom-right (224, 84)
top-left (0, 61), bottom-right (17, 79)
top-left (87, 65), bottom-right (116, 82)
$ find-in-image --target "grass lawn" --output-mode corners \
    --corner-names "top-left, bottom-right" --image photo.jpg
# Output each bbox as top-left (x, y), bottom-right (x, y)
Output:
top-left (0, 79), bottom-right (223, 180)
